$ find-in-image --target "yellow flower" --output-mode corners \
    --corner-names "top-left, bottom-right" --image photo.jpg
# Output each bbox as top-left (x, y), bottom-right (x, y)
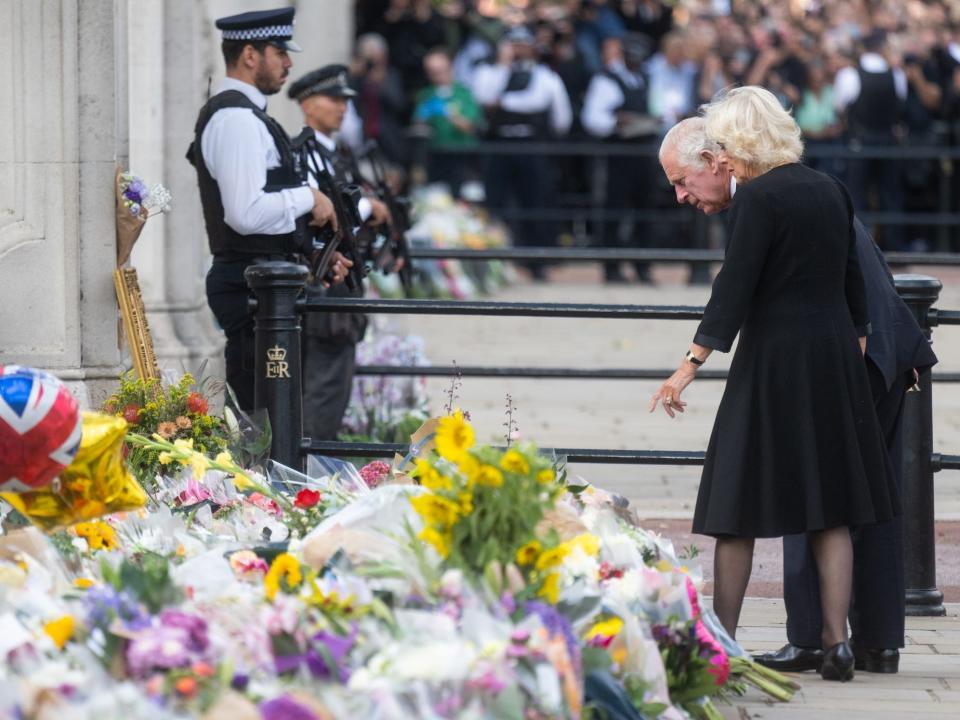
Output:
top-left (158, 452), bottom-right (174, 466)
top-left (586, 616), bottom-right (624, 642)
top-left (435, 410), bottom-right (474, 461)
top-left (500, 449), bottom-right (530, 475)
top-left (232, 471), bottom-right (255, 491)
top-left (535, 544), bottom-right (569, 571)
top-left (214, 451), bottom-right (234, 466)
top-left (414, 458), bottom-right (452, 491)
top-left (536, 468), bottom-right (555, 485)
top-left (410, 494), bottom-right (461, 528)
top-left (418, 526), bottom-right (452, 558)
top-left (264, 553), bottom-right (302, 601)
top-left (74, 522), bottom-right (119, 551)
top-left (73, 577), bottom-right (95, 589)
top-left (569, 533), bottom-right (601, 557)
top-left (473, 464), bottom-right (503, 488)
top-left (457, 491), bottom-right (474, 514)
top-left (538, 572), bottom-right (561, 604)
top-left (43, 615), bottom-right (74, 650)
top-left (173, 438), bottom-right (195, 452)
top-left (455, 452), bottom-right (481, 481)
top-left (515, 540), bottom-right (542, 566)
top-left (188, 453), bottom-right (210, 479)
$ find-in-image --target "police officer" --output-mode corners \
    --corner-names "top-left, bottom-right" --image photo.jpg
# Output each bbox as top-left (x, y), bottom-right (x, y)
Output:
top-left (188, 8), bottom-right (347, 411)
top-left (581, 35), bottom-right (658, 284)
top-left (287, 65), bottom-right (391, 441)
top-left (473, 25), bottom-right (572, 280)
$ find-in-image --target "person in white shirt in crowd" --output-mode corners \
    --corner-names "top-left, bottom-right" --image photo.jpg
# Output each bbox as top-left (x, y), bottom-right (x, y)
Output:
top-left (644, 31), bottom-right (698, 131)
top-left (472, 25), bottom-right (572, 281)
top-left (833, 30), bottom-right (907, 251)
top-left (188, 8), bottom-right (344, 412)
top-left (288, 65), bottom-right (392, 441)
top-left (581, 35), bottom-right (659, 284)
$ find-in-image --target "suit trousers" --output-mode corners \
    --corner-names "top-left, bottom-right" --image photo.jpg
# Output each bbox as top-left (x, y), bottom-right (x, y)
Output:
top-left (784, 359), bottom-right (909, 649)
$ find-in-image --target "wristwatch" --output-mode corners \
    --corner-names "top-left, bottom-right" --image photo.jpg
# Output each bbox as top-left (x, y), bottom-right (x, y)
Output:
top-left (685, 350), bottom-right (704, 366)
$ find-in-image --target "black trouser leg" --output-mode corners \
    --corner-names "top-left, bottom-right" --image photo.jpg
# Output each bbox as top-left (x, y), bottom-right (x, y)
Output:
top-left (784, 360), bottom-right (909, 649)
top-left (206, 260), bottom-right (256, 412)
top-left (301, 339), bottom-right (357, 441)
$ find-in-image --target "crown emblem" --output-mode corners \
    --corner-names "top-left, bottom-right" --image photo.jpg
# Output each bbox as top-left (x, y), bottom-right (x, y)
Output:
top-left (267, 345), bottom-right (286, 362)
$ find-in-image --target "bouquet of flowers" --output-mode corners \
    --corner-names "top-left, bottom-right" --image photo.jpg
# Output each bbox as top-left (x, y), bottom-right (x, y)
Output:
top-left (115, 168), bottom-right (172, 266)
top-left (102, 372), bottom-right (230, 490)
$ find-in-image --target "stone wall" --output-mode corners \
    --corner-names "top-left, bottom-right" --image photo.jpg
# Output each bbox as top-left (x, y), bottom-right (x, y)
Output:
top-left (0, 0), bottom-right (128, 407)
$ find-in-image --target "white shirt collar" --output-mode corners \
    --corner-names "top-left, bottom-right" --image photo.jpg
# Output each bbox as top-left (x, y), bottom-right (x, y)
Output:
top-left (730, 175), bottom-right (737, 198)
top-left (860, 53), bottom-right (890, 73)
top-left (313, 129), bottom-right (337, 152)
top-left (219, 77), bottom-right (267, 110)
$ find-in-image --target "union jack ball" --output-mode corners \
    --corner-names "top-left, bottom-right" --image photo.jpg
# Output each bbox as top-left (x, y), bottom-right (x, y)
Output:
top-left (0, 365), bottom-right (82, 491)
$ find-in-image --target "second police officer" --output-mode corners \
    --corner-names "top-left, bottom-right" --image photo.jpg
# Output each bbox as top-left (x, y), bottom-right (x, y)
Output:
top-left (287, 65), bottom-right (393, 441)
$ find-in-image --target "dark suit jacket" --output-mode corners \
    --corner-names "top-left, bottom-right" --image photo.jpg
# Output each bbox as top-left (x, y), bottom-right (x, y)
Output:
top-left (854, 217), bottom-right (938, 388)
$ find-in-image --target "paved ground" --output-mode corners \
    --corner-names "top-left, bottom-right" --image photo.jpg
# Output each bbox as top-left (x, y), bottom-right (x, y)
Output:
top-left (389, 261), bottom-right (960, 716)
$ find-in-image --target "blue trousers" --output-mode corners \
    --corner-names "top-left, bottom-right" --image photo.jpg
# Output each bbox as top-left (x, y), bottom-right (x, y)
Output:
top-left (784, 360), bottom-right (909, 649)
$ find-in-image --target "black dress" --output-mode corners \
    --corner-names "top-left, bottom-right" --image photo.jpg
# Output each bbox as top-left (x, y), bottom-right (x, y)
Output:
top-left (691, 163), bottom-right (898, 538)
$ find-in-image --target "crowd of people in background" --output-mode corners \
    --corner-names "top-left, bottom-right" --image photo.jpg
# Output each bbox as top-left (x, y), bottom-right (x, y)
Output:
top-left (345, 0), bottom-right (960, 278)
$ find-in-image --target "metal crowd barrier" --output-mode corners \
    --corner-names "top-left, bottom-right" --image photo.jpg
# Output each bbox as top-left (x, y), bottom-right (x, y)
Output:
top-left (246, 261), bottom-right (953, 616)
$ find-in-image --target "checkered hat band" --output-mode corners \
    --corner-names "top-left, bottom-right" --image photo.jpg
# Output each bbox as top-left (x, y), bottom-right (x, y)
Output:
top-left (297, 76), bottom-right (345, 99)
top-left (222, 24), bottom-right (293, 41)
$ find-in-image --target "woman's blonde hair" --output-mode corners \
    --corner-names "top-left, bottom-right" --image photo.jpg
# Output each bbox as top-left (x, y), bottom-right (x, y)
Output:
top-left (702, 86), bottom-right (803, 176)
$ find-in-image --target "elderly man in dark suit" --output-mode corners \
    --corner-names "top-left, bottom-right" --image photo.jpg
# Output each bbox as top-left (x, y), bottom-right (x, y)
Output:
top-left (658, 117), bottom-right (938, 674)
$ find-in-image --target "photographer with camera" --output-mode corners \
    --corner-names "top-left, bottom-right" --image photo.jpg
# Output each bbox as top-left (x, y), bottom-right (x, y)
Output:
top-left (188, 8), bottom-right (344, 412)
top-left (288, 65), bottom-right (393, 442)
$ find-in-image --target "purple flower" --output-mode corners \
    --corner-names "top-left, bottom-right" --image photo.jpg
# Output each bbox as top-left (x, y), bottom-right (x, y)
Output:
top-left (307, 625), bottom-right (357, 682)
top-left (83, 586), bottom-right (150, 631)
top-left (259, 696), bottom-right (320, 720)
top-left (524, 601), bottom-right (581, 674)
top-left (159, 609), bottom-right (209, 653)
top-left (126, 624), bottom-right (192, 677)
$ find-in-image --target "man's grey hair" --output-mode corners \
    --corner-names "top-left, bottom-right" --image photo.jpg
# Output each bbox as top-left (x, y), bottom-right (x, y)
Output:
top-left (356, 33), bottom-right (388, 59)
top-left (658, 118), bottom-right (721, 170)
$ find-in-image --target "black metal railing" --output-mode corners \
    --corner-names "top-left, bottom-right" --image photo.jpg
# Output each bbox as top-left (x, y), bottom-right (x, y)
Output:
top-left (247, 261), bottom-right (951, 616)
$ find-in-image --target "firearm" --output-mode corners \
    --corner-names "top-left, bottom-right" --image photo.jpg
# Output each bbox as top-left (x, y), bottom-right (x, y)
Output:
top-left (291, 128), bottom-right (366, 292)
top-left (352, 141), bottom-right (414, 294)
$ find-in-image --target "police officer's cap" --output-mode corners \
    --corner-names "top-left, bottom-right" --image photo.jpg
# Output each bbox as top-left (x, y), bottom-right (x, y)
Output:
top-left (288, 65), bottom-right (357, 101)
top-left (216, 8), bottom-right (301, 52)
top-left (503, 25), bottom-right (535, 45)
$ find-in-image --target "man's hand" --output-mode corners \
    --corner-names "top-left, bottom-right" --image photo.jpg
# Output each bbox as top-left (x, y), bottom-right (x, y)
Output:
top-left (322, 251), bottom-right (353, 287)
top-left (367, 197), bottom-right (392, 227)
top-left (648, 364), bottom-right (697, 419)
top-left (859, 336), bottom-right (867, 355)
top-left (310, 188), bottom-right (338, 231)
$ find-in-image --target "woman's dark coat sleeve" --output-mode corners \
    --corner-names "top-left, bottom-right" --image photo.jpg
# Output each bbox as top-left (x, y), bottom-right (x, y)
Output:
top-left (693, 187), bottom-right (774, 352)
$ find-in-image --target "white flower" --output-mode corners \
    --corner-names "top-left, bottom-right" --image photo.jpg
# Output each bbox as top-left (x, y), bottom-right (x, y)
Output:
top-left (71, 537), bottom-right (89, 553)
top-left (146, 183), bottom-right (172, 213)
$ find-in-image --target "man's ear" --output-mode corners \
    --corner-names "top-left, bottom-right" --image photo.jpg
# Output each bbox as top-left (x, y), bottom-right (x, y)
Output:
top-left (702, 150), bottom-right (720, 174)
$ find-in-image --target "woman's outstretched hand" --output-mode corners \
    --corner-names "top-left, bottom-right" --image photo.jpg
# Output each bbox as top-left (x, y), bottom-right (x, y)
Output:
top-left (649, 365), bottom-right (697, 418)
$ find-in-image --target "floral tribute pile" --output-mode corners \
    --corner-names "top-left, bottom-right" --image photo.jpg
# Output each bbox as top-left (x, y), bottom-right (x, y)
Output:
top-left (0, 405), bottom-right (796, 719)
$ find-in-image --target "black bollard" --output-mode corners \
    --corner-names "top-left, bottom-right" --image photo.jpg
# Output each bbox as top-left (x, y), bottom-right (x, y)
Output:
top-left (894, 274), bottom-right (945, 616)
top-left (245, 261), bottom-right (308, 472)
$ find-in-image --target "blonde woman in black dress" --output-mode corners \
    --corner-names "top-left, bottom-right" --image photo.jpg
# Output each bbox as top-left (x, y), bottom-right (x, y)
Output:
top-left (650, 87), bottom-right (897, 682)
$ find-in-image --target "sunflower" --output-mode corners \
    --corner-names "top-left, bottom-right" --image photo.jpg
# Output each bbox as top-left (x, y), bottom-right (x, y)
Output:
top-left (264, 552), bottom-right (303, 601)
top-left (418, 526), bottom-right (453, 558)
top-left (500, 449), bottom-right (530, 475)
top-left (410, 494), bottom-right (462, 528)
top-left (435, 410), bottom-right (474, 461)
top-left (515, 540), bottom-right (542, 566)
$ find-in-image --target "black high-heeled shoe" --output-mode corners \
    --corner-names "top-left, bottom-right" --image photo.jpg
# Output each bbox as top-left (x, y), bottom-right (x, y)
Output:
top-left (821, 641), bottom-right (855, 682)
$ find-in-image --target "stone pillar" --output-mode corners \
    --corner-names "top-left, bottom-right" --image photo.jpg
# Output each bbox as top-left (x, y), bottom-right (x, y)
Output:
top-left (0, 0), bottom-right (129, 408)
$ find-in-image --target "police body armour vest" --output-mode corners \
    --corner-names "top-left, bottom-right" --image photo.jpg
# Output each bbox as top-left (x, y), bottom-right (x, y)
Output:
top-left (187, 90), bottom-right (308, 258)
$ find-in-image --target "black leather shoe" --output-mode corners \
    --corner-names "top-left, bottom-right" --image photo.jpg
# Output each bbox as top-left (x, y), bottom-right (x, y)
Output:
top-left (753, 643), bottom-right (823, 672)
top-left (853, 646), bottom-right (899, 673)
top-left (821, 641), bottom-right (855, 682)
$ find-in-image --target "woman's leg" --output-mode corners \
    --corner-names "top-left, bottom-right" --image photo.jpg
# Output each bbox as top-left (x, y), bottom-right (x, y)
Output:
top-left (713, 536), bottom-right (756, 639)
top-left (808, 526), bottom-right (854, 648)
